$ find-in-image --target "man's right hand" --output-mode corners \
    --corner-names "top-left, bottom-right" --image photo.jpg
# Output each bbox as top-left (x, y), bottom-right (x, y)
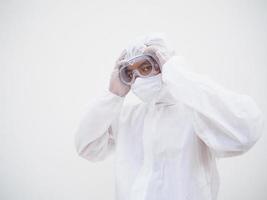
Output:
top-left (109, 50), bottom-right (131, 97)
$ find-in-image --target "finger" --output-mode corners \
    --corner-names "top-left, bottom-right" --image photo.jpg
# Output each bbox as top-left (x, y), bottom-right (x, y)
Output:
top-left (118, 49), bottom-right (127, 61)
top-left (115, 60), bottom-right (127, 71)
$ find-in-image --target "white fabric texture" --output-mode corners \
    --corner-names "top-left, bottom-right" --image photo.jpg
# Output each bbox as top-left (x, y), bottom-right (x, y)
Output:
top-left (74, 35), bottom-right (264, 200)
top-left (131, 73), bottom-right (163, 102)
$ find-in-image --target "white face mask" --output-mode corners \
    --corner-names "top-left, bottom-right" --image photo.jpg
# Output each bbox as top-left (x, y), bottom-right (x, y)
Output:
top-left (131, 73), bottom-right (163, 102)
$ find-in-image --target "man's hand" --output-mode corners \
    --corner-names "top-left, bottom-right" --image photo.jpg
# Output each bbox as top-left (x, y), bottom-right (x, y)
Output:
top-left (109, 50), bottom-right (131, 97)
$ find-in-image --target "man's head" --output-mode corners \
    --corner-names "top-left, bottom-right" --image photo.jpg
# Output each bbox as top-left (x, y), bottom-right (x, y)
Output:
top-left (118, 33), bottom-right (175, 82)
top-left (115, 33), bottom-right (175, 102)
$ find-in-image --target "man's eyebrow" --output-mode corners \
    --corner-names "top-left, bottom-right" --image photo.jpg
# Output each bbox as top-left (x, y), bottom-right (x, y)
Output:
top-left (139, 60), bottom-right (150, 66)
top-left (129, 60), bottom-right (149, 69)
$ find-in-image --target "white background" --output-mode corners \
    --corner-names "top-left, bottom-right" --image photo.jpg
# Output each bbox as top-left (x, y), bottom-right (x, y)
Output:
top-left (0, 0), bottom-right (266, 199)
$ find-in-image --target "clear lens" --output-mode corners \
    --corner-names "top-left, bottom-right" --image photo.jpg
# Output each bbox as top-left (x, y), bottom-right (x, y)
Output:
top-left (138, 62), bottom-right (153, 76)
top-left (120, 66), bottom-right (133, 84)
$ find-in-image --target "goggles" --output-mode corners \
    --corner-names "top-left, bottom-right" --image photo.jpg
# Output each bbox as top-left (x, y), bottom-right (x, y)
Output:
top-left (118, 54), bottom-right (160, 85)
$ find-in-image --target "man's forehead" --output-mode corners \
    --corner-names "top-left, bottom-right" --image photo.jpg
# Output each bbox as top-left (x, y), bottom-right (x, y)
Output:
top-left (128, 60), bottom-right (150, 70)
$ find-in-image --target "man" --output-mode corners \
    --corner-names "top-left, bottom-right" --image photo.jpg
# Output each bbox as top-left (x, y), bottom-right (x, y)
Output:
top-left (74, 33), bottom-right (264, 200)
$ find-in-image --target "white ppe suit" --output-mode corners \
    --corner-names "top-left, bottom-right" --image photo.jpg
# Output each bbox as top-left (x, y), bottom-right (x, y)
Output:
top-left (74, 34), bottom-right (264, 200)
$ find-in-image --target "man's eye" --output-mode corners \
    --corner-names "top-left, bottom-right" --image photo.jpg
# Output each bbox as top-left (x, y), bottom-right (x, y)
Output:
top-left (141, 65), bottom-right (151, 71)
top-left (126, 70), bottom-right (133, 77)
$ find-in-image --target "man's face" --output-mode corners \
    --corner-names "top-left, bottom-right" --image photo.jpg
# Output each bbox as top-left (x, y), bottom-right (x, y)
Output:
top-left (126, 59), bottom-right (161, 83)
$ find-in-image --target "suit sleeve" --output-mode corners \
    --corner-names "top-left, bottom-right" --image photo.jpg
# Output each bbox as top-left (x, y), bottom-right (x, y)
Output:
top-left (74, 90), bottom-right (125, 162)
top-left (162, 56), bottom-right (265, 158)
